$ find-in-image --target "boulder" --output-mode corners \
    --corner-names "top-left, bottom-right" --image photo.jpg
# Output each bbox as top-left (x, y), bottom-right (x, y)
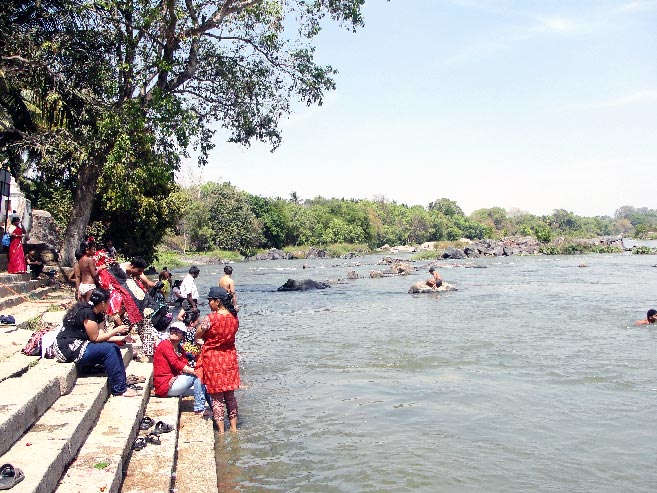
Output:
top-left (408, 281), bottom-right (457, 294)
top-left (277, 279), bottom-right (331, 291)
top-left (463, 246), bottom-right (480, 258)
top-left (442, 247), bottom-right (466, 259)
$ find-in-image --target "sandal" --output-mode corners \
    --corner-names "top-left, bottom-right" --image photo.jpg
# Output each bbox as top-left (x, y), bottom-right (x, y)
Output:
top-left (127, 383), bottom-right (143, 391)
top-left (127, 374), bottom-right (146, 384)
top-left (146, 432), bottom-right (161, 445)
top-left (131, 437), bottom-right (147, 451)
top-left (153, 421), bottom-right (174, 435)
top-left (0, 464), bottom-right (24, 490)
top-left (139, 416), bottom-right (155, 430)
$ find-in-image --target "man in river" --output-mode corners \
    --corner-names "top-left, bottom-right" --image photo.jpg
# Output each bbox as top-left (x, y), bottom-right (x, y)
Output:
top-left (426, 266), bottom-right (443, 290)
top-left (180, 266), bottom-right (200, 311)
top-left (218, 265), bottom-right (239, 311)
top-left (634, 309), bottom-right (657, 326)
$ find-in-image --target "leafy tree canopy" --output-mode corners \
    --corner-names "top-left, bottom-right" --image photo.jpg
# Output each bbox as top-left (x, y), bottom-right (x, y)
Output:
top-left (1, 0), bottom-right (368, 263)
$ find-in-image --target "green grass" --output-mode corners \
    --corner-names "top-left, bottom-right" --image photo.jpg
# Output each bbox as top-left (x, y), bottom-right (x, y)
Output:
top-left (278, 243), bottom-right (371, 258)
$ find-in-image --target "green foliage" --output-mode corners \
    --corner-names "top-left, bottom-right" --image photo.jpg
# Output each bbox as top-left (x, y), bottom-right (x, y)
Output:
top-left (428, 198), bottom-right (464, 217)
top-left (632, 246), bottom-right (657, 255)
top-left (2, 0), bottom-right (369, 263)
top-left (323, 243), bottom-right (370, 257)
top-left (539, 243), bottom-right (623, 255)
top-left (534, 224), bottom-right (554, 243)
top-left (153, 250), bottom-right (187, 270)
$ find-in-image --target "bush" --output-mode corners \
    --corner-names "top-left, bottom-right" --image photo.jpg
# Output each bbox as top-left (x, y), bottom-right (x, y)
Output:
top-left (632, 246), bottom-right (657, 255)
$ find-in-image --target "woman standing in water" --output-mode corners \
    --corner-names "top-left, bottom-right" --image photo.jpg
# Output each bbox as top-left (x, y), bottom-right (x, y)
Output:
top-left (195, 286), bottom-right (240, 434)
top-left (7, 216), bottom-right (26, 274)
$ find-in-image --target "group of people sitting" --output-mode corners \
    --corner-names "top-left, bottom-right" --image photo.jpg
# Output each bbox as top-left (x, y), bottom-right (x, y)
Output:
top-left (55, 239), bottom-right (242, 433)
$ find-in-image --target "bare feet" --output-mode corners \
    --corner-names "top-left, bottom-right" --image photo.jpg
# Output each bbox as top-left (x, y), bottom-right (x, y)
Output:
top-left (120, 388), bottom-right (139, 397)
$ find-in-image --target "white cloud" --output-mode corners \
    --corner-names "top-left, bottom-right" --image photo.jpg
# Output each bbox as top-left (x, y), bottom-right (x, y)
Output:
top-left (574, 90), bottom-right (657, 110)
top-left (535, 15), bottom-right (581, 34)
top-left (616, 0), bottom-right (657, 12)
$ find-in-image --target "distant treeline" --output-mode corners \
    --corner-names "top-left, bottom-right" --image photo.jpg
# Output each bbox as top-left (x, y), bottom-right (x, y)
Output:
top-left (165, 182), bottom-right (657, 256)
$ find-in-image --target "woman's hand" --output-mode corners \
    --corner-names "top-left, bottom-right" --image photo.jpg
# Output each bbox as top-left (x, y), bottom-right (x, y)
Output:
top-left (114, 324), bottom-right (129, 336)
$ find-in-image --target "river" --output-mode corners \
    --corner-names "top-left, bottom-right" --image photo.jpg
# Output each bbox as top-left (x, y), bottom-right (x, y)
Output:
top-left (174, 252), bottom-right (657, 492)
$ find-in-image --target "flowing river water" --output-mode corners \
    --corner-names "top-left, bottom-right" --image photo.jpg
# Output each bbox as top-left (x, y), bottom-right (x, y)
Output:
top-left (174, 252), bottom-right (657, 492)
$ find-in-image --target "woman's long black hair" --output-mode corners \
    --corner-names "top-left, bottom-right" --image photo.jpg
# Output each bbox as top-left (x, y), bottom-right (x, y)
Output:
top-left (63, 288), bottom-right (110, 326)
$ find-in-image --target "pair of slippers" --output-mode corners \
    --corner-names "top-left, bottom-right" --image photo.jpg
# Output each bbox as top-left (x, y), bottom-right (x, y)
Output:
top-left (0, 464), bottom-right (24, 490)
top-left (132, 433), bottom-right (161, 450)
top-left (139, 416), bottom-right (174, 435)
top-left (127, 374), bottom-right (145, 386)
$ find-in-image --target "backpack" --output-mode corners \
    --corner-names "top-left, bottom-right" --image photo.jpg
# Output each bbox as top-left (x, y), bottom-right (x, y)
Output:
top-left (1, 233), bottom-right (9, 248)
top-left (151, 304), bottom-right (172, 332)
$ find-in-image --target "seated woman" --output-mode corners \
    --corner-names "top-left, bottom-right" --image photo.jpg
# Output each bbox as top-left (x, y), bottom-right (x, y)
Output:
top-left (153, 321), bottom-right (209, 414)
top-left (54, 288), bottom-right (137, 397)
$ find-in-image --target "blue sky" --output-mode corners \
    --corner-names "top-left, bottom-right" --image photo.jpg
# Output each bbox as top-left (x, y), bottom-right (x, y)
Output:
top-left (181, 0), bottom-right (657, 217)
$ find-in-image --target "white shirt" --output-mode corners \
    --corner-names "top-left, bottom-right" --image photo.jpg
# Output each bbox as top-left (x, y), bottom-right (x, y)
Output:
top-left (180, 274), bottom-right (198, 301)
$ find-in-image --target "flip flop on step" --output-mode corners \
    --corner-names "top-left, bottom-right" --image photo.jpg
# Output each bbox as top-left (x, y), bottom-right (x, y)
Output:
top-left (146, 432), bottom-right (161, 445)
top-left (153, 421), bottom-right (174, 435)
top-left (131, 437), bottom-right (147, 451)
top-left (127, 375), bottom-right (146, 384)
top-left (127, 383), bottom-right (143, 391)
top-left (139, 416), bottom-right (155, 430)
top-left (0, 464), bottom-right (25, 490)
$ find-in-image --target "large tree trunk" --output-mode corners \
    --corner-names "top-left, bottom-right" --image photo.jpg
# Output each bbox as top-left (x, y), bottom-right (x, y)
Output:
top-left (60, 157), bottom-right (102, 266)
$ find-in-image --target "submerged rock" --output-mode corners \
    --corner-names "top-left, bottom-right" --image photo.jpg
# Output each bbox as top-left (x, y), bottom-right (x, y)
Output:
top-left (408, 281), bottom-right (458, 294)
top-left (277, 279), bottom-right (331, 291)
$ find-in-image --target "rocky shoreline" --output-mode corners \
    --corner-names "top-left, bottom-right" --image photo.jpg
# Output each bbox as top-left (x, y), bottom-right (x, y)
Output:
top-left (247, 236), bottom-right (627, 261)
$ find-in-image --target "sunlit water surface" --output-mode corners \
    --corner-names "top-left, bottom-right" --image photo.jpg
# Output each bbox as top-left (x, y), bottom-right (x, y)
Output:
top-left (174, 253), bottom-right (657, 492)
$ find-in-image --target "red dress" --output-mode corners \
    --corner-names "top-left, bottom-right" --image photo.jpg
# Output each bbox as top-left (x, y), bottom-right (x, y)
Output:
top-left (7, 225), bottom-right (26, 274)
top-left (196, 311), bottom-right (240, 393)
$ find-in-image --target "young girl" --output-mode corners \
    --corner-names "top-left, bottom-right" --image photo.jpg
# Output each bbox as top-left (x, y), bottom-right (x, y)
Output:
top-left (195, 286), bottom-right (240, 433)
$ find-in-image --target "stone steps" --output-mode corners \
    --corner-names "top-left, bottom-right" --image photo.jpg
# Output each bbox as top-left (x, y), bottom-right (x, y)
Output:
top-left (0, 286), bottom-right (220, 492)
top-left (56, 362), bottom-right (154, 493)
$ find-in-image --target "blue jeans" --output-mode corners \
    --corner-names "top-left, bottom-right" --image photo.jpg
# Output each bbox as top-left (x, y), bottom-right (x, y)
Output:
top-left (79, 342), bottom-right (127, 395)
top-left (167, 374), bottom-right (209, 412)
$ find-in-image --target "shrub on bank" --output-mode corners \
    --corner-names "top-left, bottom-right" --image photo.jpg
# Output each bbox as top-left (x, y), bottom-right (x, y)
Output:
top-left (632, 246), bottom-right (657, 255)
top-left (539, 243), bottom-right (623, 255)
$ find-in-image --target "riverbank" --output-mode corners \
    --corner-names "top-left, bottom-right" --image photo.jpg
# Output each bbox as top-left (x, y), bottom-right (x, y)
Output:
top-left (153, 234), bottom-right (644, 268)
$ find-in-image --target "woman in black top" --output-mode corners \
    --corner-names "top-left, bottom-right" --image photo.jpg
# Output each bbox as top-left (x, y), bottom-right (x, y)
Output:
top-left (55, 288), bottom-right (138, 397)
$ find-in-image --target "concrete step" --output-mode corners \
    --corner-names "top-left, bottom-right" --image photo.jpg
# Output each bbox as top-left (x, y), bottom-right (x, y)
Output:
top-left (57, 361), bottom-right (154, 493)
top-left (173, 397), bottom-right (217, 492)
top-left (0, 347), bottom-right (133, 492)
top-left (120, 394), bottom-right (181, 493)
top-left (0, 358), bottom-right (78, 457)
top-left (0, 272), bottom-right (32, 284)
top-left (0, 286), bottom-right (58, 312)
top-left (0, 278), bottom-right (43, 298)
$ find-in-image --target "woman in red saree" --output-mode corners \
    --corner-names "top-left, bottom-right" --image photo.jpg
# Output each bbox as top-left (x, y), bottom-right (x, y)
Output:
top-left (195, 286), bottom-right (240, 434)
top-left (7, 217), bottom-right (26, 274)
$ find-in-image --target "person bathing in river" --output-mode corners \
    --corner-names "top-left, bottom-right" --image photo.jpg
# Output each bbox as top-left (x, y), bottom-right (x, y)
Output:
top-left (634, 309), bottom-right (657, 326)
top-left (195, 286), bottom-right (240, 434)
top-left (219, 265), bottom-right (239, 311)
top-left (426, 266), bottom-right (443, 290)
